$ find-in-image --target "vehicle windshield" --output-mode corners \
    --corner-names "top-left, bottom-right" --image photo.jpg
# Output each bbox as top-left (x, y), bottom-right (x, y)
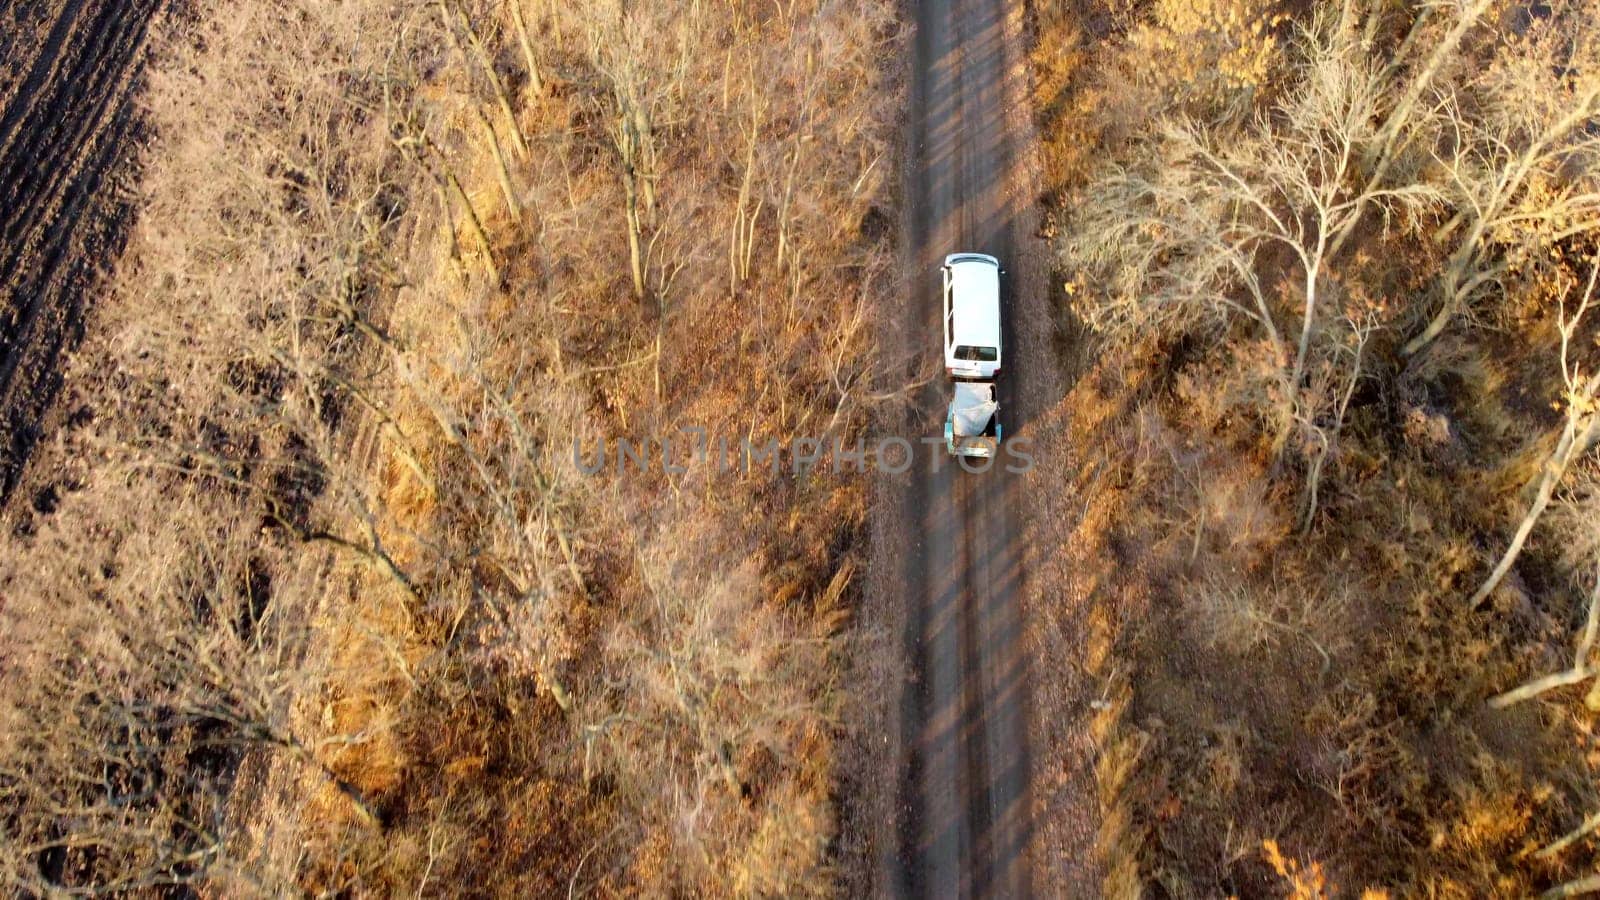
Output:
top-left (953, 345), bottom-right (998, 362)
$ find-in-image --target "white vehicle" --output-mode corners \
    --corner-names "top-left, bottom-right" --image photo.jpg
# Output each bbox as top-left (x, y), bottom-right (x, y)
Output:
top-left (942, 252), bottom-right (1002, 379)
top-left (945, 380), bottom-right (1001, 458)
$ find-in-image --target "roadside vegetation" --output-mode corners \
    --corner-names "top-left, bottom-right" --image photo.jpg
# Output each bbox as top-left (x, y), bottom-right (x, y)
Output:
top-left (1027, 0), bottom-right (1600, 894)
top-left (0, 0), bottom-right (899, 893)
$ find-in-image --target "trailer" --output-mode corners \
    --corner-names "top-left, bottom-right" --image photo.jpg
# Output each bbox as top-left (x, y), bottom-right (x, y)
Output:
top-left (945, 380), bottom-right (1001, 458)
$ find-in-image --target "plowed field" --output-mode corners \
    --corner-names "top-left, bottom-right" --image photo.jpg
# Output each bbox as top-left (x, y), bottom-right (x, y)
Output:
top-left (0, 0), bottom-right (161, 499)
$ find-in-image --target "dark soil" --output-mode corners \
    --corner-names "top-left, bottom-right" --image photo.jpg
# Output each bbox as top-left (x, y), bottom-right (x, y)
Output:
top-left (0, 0), bottom-right (163, 502)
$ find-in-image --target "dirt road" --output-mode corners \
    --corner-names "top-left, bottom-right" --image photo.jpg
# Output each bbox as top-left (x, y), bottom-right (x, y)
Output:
top-left (891, 0), bottom-right (1039, 894)
top-left (0, 0), bottom-right (162, 501)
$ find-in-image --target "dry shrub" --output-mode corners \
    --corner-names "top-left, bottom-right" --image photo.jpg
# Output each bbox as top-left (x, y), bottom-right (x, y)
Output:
top-left (0, 477), bottom-right (328, 893)
top-left (1027, 0), bottom-right (1294, 211)
top-left (596, 520), bottom-right (847, 895)
top-left (1186, 573), bottom-right (1352, 666)
top-left (1135, 0), bottom-right (1289, 111)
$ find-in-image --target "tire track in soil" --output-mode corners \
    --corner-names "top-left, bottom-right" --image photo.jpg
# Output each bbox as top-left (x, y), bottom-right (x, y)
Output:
top-left (0, 0), bottom-right (162, 503)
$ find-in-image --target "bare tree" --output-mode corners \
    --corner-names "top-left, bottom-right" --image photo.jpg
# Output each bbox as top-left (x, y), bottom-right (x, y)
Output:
top-left (1469, 258), bottom-right (1600, 607)
top-left (1358, 0), bottom-right (1493, 192)
top-left (511, 0), bottom-right (544, 97)
top-left (1067, 8), bottom-right (1438, 458)
top-left (1298, 301), bottom-right (1381, 530)
top-left (1489, 461), bottom-right (1600, 893)
top-left (438, 0), bottom-right (529, 159)
top-left (595, 530), bottom-right (848, 895)
top-left (0, 482), bottom-right (375, 893)
top-left (1403, 2), bottom-right (1600, 354)
top-left (576, 0), bottom-right (673, 304)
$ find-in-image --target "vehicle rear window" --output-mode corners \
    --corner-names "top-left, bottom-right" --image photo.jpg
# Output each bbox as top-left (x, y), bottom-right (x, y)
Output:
top-left (954, 345), bottom-right (998, 362)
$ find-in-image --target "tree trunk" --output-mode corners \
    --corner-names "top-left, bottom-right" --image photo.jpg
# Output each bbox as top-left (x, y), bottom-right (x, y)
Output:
top-left (478, 108), bottom-right (521, 226)
top-left (511, 0), bottom-right (543, 96)
top-left (1363, 0), bottom-right (1492, 176)
top-left (624, 164), bottom-right (646, 303)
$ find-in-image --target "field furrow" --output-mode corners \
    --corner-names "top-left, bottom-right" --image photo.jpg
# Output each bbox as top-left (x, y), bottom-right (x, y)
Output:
top-left (0, 0), bottom-right (160, 497)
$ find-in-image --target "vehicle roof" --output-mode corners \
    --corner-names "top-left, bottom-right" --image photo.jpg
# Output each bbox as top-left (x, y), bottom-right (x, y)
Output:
top-left (948, 257), bottom-right (1000, 348)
